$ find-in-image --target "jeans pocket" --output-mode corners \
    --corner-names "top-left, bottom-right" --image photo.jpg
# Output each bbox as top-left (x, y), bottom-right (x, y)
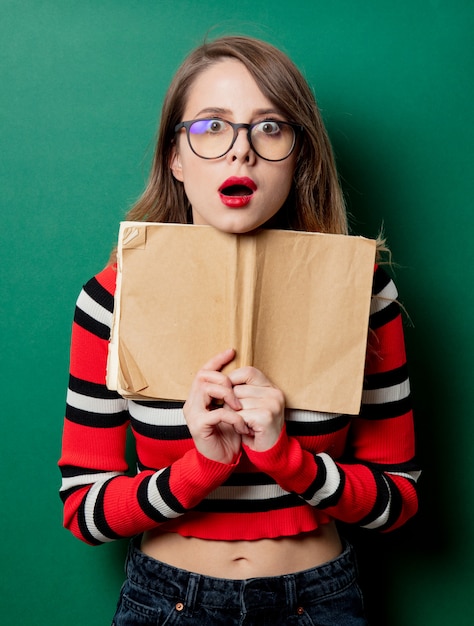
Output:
top-left (299, 580), bottom-right (367, 626)
top-left (112, 578), bottom-right (190, 626)
top-left (113, 591), bottom-right (161, 625)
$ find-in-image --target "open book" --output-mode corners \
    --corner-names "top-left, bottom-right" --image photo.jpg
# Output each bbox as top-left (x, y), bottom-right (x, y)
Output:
top-left (106, 222), bottom-right (376, 413)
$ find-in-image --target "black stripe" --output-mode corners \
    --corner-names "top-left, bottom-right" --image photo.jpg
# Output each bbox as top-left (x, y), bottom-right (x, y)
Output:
top-left (157, 467), bottom-right (187, 514)
top-left (369, 300), bottom-right (400, 330)
top-left (286, 414), bottom-right (351, 437)
top-left (223, 472), bottom-right (275, 487)
top-left (195, 493), bottom-right (303, 514)
top-left (59, 465), bottom-right (117, 478)
top-left (83, 277), bottom-right (115, 313)
top-left (359, 394), bottom-right (412, 420)
top-left (317, 467), bottom-right (345, 509)
top-left (69, 374), bottom-right (123, 400)
top-left (133, 400), bottom-right (185, 409)
top-left (137, 475), bottom-right (170, 523)
top-left (372, 266), bottom-right (391, 295)
top-left (301, 454), bottom-right (327, 500)
top-left (137, 468), bottom-right (187, 523)
top-left (130, 418), bottom-right (191, 441)
top-left (356, 472), bottom-right (391, 528)
top-left (131, 412), bottom-right (351, 440)
top-left (74, 306), bottom-right (111, 340)
top-left (93, 479), bottom-right (123, 540)
top-left (368, 474), bottom-right (403, 531)
top-left (77, 498), bottom-right (102, 545)
top-left (65, 404), bottom-right (129, 428)
top-left (59, 484), bottom-right (84, 503)
top-left (363, 364), bottom-right (409, 391)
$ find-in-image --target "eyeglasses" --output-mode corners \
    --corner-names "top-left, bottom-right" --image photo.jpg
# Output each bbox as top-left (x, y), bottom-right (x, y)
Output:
top-left (174, 118), bottom-right (303, 161)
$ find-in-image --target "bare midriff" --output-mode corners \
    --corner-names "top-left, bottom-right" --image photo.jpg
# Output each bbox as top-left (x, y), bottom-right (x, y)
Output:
top-left (141, 521), bottom-right (342, 579)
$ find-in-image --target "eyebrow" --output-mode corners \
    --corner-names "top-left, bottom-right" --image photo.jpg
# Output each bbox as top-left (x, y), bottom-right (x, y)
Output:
top-left (193, 107), bottom-right (285, 119)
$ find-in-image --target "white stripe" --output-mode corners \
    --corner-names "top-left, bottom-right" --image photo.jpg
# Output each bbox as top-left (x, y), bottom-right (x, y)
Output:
top-left (129, 402), bottom-right (186, 426)
top-left (77, 289), bottom-right (113, 327)
top-left (307, 453), bottom-right (341, 506)
top-left (67, 389), bottom-right (127, 414)
top-left (129, 404), bottom-right (344, 427)
top-left (60, 470), bottom-right (123, 493)
top-left (286, 409), bottom-right (342, 423)
top-left (362, 379), bottom-right (411, 405)
top-left (83, 480), bottom-right (117, 543)
top-left (370, 279), bottom-right (398, 315)
top-left (206, 483), bottom-right (289, 501)
top-left (387, 469), bottom-right (422, 483)
top-left (146, 469), bottom-right (181, 519)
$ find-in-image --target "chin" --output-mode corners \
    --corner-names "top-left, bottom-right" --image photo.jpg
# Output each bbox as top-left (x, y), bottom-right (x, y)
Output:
top-left (223, 210), bottom-right (275, 234)
top-left (221, 221), bottom-right (264, 235)
top-left (192, 207), bottom-right (272, 234)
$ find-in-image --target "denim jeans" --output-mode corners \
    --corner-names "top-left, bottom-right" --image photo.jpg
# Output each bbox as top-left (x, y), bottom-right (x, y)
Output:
top-left (112, 536), bottom-right (367, 625)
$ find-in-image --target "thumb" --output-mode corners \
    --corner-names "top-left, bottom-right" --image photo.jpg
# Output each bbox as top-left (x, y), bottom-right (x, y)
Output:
top-left (227, 366), bottom-right (272, 387)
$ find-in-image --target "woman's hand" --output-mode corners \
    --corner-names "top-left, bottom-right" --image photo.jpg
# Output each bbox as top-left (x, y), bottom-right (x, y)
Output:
top-left (227, 366), bottom-right (285, 452)
top-left (183, 349), bottom-right (249, 465)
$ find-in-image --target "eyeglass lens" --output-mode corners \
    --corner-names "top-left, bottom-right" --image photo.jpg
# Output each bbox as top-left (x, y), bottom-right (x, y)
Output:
top-left (187, 119), bottom-right (296, 160)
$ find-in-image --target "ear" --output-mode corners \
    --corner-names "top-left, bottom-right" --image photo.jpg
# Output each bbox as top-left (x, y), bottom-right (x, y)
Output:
top-left (170, 146), bottom-right (184, 182)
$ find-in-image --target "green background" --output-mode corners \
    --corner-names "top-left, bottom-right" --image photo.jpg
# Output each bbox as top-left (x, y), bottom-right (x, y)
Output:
top-left (1, 1), bottom-right (473, 624)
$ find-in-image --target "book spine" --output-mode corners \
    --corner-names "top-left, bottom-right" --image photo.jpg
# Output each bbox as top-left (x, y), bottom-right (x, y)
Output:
top-left (235, 235), bottom-right (257, 367)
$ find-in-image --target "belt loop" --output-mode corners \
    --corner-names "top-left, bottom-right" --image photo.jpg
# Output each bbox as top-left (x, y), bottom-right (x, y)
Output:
top-left (284, 574), bottom-right (297, 611)
top-left (184, 572), bottom-right (200, 612)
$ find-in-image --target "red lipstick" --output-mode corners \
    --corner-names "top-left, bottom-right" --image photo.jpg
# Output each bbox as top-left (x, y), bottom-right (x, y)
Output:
top-left (218, 177), bottom-right (257, 208)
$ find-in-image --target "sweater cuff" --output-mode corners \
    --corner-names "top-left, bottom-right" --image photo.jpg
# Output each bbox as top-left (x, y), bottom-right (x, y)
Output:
top-left (243, 426), bottom-right (316, 494)
top-left (171, 447), bottom-right (241, 508)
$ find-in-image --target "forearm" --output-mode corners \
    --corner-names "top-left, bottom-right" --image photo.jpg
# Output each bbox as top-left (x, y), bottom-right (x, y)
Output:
top-left (244, 426), bottom-right (419, 532)
top-left (60, 443), bottom-right (239, 545)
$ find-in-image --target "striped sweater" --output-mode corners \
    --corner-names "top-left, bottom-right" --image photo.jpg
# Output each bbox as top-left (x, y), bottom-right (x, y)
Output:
top-left (59, 264), bottom-right (420, 545)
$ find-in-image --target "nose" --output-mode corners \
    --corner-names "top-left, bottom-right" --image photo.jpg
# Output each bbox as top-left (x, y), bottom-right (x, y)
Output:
top-left (226, 127), bottom-right (257, 164)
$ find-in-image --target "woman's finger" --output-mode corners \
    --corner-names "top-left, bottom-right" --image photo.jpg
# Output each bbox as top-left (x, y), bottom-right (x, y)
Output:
top-left (206, 407), bottom-right (250, 435)
top-left (201, 348), bottom-right (237, 372)
top-left (227, 365), bottom-right (272, 387)
top-left (199, 381), bottom-right (242, 411)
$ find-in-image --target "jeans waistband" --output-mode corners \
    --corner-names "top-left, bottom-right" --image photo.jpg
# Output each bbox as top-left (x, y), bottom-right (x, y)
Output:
top-left (126, 535), bottom-right (358, 612)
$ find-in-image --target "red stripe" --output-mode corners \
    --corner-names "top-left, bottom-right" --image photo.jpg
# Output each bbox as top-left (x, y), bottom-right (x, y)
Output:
top-left (70, 323), bottom-right (109, 384)
top-left (95, 264), bottom-right (117, 294)
top-left (351, 411), bottom-right (416, 463)
top-left (366, 314), bottom-right (407, 374)
top-left (60, 420), bottom-right (129, 471)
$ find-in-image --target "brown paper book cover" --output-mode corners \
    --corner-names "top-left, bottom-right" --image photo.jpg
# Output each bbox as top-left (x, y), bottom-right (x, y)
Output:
top-left (107, 222), bottom-right (376, 413)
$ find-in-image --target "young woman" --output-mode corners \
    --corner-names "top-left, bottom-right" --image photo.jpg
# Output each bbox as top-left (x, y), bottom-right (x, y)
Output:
top-left (59, 36), bottom-right (420, 625)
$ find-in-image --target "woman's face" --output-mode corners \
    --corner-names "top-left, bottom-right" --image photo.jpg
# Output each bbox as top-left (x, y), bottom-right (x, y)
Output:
top-left (171, 59), bottom-right (297, 234)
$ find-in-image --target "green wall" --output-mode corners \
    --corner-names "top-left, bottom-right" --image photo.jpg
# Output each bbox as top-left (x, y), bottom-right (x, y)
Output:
top-left (1, 1), bottom-right (473, 624)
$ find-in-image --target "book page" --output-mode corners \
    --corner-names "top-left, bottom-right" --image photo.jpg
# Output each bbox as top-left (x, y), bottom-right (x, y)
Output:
top-left (252, 230), bottom-right (375, 412)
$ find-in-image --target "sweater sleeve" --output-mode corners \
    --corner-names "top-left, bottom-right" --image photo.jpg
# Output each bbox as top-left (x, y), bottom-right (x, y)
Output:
top-left (58, 266), bottom-right (237, 545)
top-left (244, 266), bottom-right (420, 533)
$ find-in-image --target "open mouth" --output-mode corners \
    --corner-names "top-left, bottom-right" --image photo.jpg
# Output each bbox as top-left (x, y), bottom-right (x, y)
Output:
top-left (220, 184), bottom-right (255, 197)
top-left (219, 177), bottom-right (257, 197)
top-left (218, 177), bottom-right (257, 208)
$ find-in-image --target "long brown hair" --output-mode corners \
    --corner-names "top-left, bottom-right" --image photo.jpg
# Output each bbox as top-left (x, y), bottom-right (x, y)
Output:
top-left (124, 35), bottom-right (348, 235)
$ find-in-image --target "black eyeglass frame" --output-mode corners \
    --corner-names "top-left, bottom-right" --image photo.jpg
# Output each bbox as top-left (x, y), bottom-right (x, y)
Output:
top-left (174, 119), bottom-right (304, 162)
